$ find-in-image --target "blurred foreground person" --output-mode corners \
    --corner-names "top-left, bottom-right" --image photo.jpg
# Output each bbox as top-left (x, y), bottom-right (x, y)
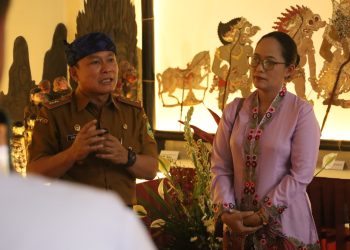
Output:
top-left (0, 1), bottom-right (155, 249)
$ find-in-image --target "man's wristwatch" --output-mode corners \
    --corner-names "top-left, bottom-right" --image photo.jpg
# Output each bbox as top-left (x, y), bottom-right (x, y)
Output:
top-left (124, 147), bottom-right (136, 168)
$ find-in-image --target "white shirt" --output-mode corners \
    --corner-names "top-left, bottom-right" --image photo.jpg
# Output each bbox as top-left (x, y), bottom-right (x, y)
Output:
top-left (0, 173), bottom-right (156, 250)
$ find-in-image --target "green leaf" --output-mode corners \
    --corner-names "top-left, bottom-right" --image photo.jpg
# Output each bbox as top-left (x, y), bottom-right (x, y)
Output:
top-left (158, 179), bottom-right (165, 200)
top-left (158, 157), bottom-right (171, 176)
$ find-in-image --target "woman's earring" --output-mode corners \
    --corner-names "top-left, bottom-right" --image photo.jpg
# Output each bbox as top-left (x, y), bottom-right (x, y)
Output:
top-left (284, 75), bottom-right (291, 82)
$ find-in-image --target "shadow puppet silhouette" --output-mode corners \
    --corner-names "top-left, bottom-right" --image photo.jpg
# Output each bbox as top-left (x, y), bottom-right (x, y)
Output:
top-left (0, 36), bottom-right (35, 122)
top-left (42, 23), bottom-right (68, 86)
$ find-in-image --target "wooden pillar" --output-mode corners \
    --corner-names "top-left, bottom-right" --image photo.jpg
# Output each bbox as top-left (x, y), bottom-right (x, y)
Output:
top-left (141, 0), bottom-right (155, 128)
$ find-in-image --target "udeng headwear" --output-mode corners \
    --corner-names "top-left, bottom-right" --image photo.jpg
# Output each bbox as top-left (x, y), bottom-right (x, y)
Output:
top-left (64, 32), bottom-right (117, 66)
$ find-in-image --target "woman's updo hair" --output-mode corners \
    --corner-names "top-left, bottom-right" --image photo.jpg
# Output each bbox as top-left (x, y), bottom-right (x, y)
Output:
top-left (258, 31), bottom-right (300, 67)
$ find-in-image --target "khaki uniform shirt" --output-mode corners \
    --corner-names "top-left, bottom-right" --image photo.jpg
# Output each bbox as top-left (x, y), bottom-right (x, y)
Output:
top-left (28, 89), bottom-right (157, 205)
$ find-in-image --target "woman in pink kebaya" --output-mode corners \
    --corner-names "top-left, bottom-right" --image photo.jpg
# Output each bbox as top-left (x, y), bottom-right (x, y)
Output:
top-left (211, 31), bottom-right (320, 249)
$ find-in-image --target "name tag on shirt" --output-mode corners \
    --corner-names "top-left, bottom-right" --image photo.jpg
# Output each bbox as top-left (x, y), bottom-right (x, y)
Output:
top-left (67, 134), bottom-right (77, 141)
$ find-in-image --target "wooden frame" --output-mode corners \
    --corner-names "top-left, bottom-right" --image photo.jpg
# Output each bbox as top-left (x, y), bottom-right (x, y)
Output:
top-left (154, 130), bottom-right (350, 152)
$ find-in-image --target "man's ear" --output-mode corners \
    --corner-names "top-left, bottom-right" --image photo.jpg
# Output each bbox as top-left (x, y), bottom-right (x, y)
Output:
top-left (69, 67), bottom-right (78, 82)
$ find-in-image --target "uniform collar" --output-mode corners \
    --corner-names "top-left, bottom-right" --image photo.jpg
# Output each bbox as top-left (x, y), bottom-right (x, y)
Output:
top-left (75, 88), bottom-right (115, 112)
top-left (111, 95), bottom-right (120, 110)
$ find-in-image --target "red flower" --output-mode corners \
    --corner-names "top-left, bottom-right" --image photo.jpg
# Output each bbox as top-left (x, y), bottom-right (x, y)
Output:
top-left (251, 161), bottom-right (257, 168)
top-left (278, 207), bottom-right (285, 214)
top-left (279, 90), bottom-right (286, 97)
top-left (260, 238), bottom-right (267, 245)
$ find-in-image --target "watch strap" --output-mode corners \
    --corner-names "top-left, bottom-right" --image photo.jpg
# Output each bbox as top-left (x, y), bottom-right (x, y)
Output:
top-left (124, 147), bottom-right (136, 168)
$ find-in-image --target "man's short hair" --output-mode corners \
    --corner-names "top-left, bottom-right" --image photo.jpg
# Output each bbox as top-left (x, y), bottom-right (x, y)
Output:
top-left (64, 32), bottom-right (117, 67)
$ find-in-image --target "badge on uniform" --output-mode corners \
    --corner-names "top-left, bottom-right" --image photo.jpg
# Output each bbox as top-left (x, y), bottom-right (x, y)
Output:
top-left (67, 124), bottom-right (80, 141)
top-left (35, 116), bottom-right (48, 124)
top-left (146, 122), bottom-right (154, 140)
top-left (67, 134), bottom-right (77, 141)
top-left (74, 124), bottom-right (81, 132)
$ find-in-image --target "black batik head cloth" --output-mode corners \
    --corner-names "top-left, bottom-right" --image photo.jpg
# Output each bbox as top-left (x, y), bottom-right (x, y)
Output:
top-left (64, 32), bottom-right (117, 66)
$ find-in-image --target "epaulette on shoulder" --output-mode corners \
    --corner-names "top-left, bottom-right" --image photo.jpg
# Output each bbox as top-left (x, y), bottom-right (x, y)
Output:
top-left (115, 95), bottom-right (142, 109)
top-left (43, 94), bottom-right (72, 109)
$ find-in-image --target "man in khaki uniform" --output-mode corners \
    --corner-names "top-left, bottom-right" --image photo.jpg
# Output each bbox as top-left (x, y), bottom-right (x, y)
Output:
top-left (27, 32), bottom-right (158, 205)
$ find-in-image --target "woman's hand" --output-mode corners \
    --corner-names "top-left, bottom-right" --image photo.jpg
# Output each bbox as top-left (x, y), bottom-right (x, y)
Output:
top-left (221, 210), bottom-right (261, 236)
top-left (243, 212), bottom-right (262, 227)
top-left (244, 208), bottom-right (269, 227)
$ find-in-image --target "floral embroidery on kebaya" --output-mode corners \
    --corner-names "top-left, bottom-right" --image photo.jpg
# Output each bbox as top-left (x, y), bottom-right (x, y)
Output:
top-left (240, 86), bottom-right (286, 212)
top-left (260, 238), bottom-right (267, 245)
top-left (215, 86), bottom-right (320, 249)
top-left (235, 86), bottom-right (320, 249)
top-left (256, 129), bottom-right (262, 136)
top-left (279, 85), bottom-right (287, 96)
top-left (212, 202), bottom-right (235, 219)
top-left (249, 229), bottom-right (320, 250)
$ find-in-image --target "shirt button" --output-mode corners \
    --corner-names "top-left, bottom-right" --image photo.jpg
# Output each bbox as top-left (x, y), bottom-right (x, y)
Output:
top-left (74, 124), bottom-right (80, 132)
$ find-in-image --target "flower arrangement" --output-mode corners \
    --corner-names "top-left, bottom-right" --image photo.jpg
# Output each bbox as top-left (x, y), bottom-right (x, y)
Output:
top-left (136, 107), bottom-right (222, 250)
